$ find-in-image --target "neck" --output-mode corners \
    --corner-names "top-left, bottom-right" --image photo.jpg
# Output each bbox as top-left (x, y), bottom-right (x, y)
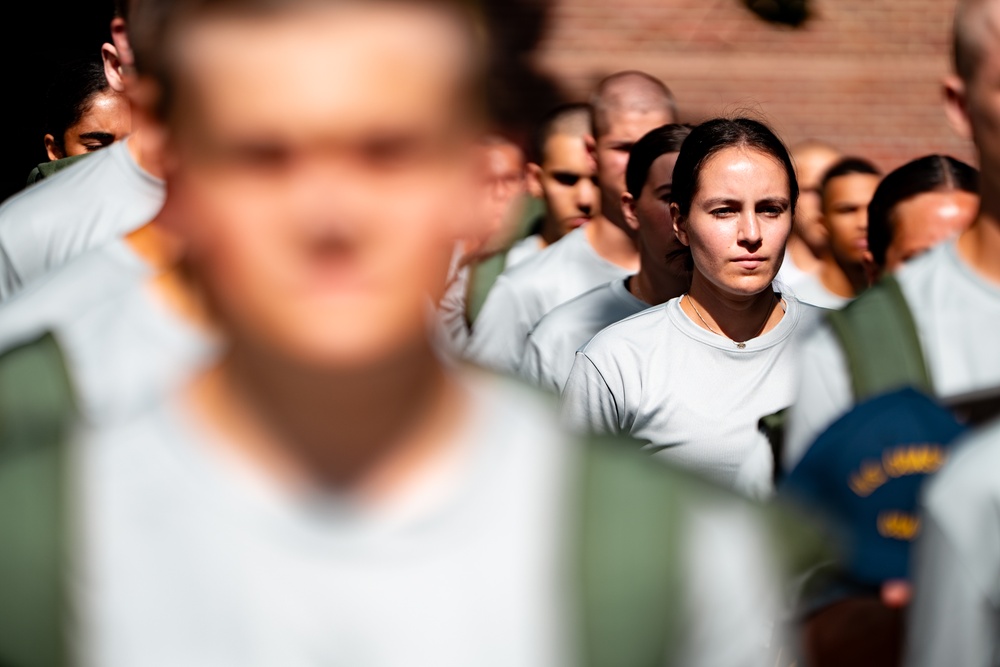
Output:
top-left (539, 216), bottom-right (563, 247)
top-left (956, 204), bottom-right (1000, 286)
top-left (125, 222), bottom-right (184, 272)
top-left (190, 337), bottom-right (465, 501)
top-left (683, 272), bottom-right (783, 343)
top-left (632, 245), bottom-right (690, 305)
top-left (125, 128), bottom-right (163, 179)
top-left (785, 233), bottom-right (823, 275)
top-left (584, 215), bottom-right (640, 271)
top-left (819, 255), bottom-right (867, 297)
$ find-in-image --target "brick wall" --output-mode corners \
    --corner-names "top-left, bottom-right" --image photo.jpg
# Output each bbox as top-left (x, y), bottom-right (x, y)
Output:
top-left (530, 0), bottom-right (974, 172)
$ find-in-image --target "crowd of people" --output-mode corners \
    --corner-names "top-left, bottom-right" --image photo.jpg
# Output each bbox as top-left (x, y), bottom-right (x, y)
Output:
top-left (0, 0), bottom-right (998, 665)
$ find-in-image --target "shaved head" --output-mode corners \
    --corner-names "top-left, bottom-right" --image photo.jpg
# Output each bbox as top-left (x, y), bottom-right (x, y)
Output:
top-left (590, 71), bottom-right (677, 139)
top-left (953, 0), bottom-right (1000, 81)
top-left (531, 103), bottom-right (592, 162)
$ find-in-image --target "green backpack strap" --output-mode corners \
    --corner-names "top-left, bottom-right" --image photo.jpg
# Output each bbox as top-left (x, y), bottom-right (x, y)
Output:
top-left (465, 249), bottom-right (510, 326)
top-left (0, 334), bottom-right (76, 667)
top-left (826, 275), bottom-right (932, 401)
top-left (577, 436), bottom-right (685, 667)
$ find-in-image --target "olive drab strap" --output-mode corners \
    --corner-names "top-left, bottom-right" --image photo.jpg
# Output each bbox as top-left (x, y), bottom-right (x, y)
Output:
top-left (577, 438), bottom-right (684, 667)
top-left (0, 334), bottom-right (76, 667)
top-left (826, 275), bottom-right (932, 402)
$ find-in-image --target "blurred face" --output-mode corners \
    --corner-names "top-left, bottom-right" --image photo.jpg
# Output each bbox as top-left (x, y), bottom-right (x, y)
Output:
top-left (674, 147), bottom-right (793, 298)
top-left (633, 152), bottom-right (684, 268)
top-left (595, 108), bottom-right (673, 222)
top-left (792, 146), bottom-right (840, 251)
top-left (47, 90), bottom-right (131, 160)
top-left (883, 189), bottom-right (978, 272)
top-left (473, 141), bottom-right (526, 255)
top-left (822, 172), bottom-right (880, 266)
top-left (165, 5), bottom-right (478, 369)
top-left (531, 134), bottom-right (597, 237)
top-left (956, 10), bottom-right (1000, 186)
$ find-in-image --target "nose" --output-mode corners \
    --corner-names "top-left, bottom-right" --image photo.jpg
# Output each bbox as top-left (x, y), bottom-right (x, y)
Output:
top-left (738, 212), bottom-right (763, 249)
top-left (577, 178), bottom-right (596, 215)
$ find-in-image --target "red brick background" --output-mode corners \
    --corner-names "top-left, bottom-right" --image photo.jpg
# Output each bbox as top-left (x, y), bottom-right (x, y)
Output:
top-left (530, 0), bottom-right (974, 172)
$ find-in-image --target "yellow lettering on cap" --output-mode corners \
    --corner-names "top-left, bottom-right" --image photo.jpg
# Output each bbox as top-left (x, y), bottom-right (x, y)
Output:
top-left (877, 511), bottom-right (921, 540)
top-left (882, 444), bottom-right (947, 478)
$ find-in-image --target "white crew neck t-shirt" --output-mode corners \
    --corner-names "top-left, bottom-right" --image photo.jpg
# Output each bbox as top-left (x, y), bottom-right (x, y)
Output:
top-left (788, 272), bottom-right (852, 310)
top-left (520, 277), bottom-right (648, 393)
top-left (562, 294), bottom-right (822, 497)
top-left (72, 372), bottom-right (783, 667)
top-left (784, 240), bottom-right (1000, 471)
top-left (464, 226), bottom-right (630, 375)
top-left (0, 139), bottom-right (165, 301)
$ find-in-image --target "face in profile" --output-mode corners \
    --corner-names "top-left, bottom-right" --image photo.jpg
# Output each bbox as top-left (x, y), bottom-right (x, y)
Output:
top-left (165, 4), bottom-right (479, 369)
top-left (45, 90), bottom-right (131, 160)
top-left (530, 134), bottom-right (597, 238)
top-left (883, 189), bottom-right (978, 272)
top-left (674, 147), bottom-right (793, 298)
top-left (630, 151), bottom-right (684, 269)
top-left (822, 172), bottom-right (881, 266)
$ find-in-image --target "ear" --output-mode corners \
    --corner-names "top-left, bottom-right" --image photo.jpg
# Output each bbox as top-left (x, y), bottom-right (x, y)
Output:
top-left (671, 202), bottom-right (690, 247)
top-left (43, 134), bottom-right (65, 161)
top-left (584, 134), bottom-right (597, 161)
top-left (101, 43), bottom-right (126, 94)
top-left (526, 163), bottom-right (545, 199)
top-left (621, 192), bottom-right (640, 233)
top-left (110, 17), bottom-right (135, 75)
top-left (943, 74), bottom-right (973, 141)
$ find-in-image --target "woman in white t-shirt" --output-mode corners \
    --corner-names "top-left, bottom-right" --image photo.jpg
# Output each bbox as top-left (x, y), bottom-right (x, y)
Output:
top-left (562, 117), bottom-right (822, 497)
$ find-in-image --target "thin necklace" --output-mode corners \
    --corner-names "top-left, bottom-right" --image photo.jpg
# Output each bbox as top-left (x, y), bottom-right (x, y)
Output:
top-left (684, 292), bottom-right (776, 349)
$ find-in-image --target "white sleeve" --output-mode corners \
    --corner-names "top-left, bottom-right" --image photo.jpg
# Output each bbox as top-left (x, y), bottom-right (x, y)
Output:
top-left (673, 504), bottom-right (785, 667)
top-left (782, 324), bottom-right (853, 472)
top-left (561, 352), bottom-right (624, 435)
top-left (464, 276), bottom-right (532, 375)
top-left (905, 455), bottom-right (1000, 667)
top-left (518, 332), bottom-right (558, 394)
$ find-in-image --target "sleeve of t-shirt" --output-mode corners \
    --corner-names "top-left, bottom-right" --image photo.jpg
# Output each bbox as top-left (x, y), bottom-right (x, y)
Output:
top-left (782, 324), bottom-right (854, 472)
top-left (674, 502), bottom-right (785, 667)
top-left (464, 275), bottom-right (533, 375)
top-left (561, 352), bottom-right (625, 435)
top-left (519, 331), bottom-right (559, 394)
top-left (904, 451), bottom-right (1000, 667)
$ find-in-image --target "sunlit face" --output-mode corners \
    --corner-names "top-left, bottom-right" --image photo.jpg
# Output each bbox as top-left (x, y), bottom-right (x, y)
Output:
top-left (822, 172), bottom-right (880, 266)
top-left (473, 141), bottom-right (526, 255)
top-left (633, 152), bottom-right (684, 269)
top-left (674, 147), bottom-right (793, 298)
top-left (595, 108), bottom-right (673, 222)
top-left (47, 90), bottom-right (131, 160)
top-left (533, 134), bottom-right (597, 237)
top-left (165, 5), bottom-right (478, 369)
top-left (883, 189), bottom-right (979, 272)
top-left (960, 10), bottom-right (1000, 184)
top-left (792, 146), bottom-right (840, 251)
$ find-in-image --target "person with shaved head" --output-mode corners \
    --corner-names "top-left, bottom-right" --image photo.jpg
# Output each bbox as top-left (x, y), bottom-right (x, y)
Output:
top-left (465, 71), bottom-right (677, 375)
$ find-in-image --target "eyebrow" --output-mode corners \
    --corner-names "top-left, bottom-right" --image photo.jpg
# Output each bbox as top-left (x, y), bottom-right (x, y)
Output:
top-left (78, 132), bottom-right (116, 142)
top-left (701, 196), bottom-right (790, 206)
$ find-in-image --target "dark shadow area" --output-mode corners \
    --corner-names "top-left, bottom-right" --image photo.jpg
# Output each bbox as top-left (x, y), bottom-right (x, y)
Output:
top-left (1, 0), bottom-right (114, 203)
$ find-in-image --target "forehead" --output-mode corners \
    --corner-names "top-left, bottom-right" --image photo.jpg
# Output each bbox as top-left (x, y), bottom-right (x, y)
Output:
top-left (542, 134), bottom-right (592, 168)
top-left (825, 172), bottom-right (880, 199)
top-left (646, 152), bottom-right (679, 185)
top-left (175, 5), bottom-right (469, 136)
top-left (793, 148), bottom-right (841, 185)
top-left (601, 108), bottom-right (673, 143)
top-left (697, 147), bottom-right (789, 196)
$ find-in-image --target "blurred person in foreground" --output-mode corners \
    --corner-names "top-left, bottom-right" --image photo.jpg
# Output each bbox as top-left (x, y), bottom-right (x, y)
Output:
top-left (0, 0), bottom-right (165, 302)
top-left (464, 71), bottom-right (676, 374)
top-left (0, 1), bottom-right (790, 665)
top-left (778, 140), bottom-right (841, 290)
top-left (865, 154), bottom-right (978, 279)
top-left (792, 158), bottom-right (881, 309)
top-left (519, 123), bottom-right (690, 393)
top-left (783, 0), bottom-right (1000, 477)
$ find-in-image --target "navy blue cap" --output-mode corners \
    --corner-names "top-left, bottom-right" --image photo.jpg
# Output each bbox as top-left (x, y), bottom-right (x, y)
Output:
top-left (780, 387), bottom-right (967, 586)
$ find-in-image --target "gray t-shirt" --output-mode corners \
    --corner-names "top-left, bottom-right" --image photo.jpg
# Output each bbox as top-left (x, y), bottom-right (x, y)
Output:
top-left (0, 139), bottom-right (164, 301)
top-left (0, 240), bottom-right (216, 424)
top-left (74, 372), bottom-right (782, 667)
top-left (505, 233), bottom-right (544, 269)
top-left (464, 227), bottom-right (630, 374)
top-left (562, 294), bottom-right (822, 497)
top-left (905, 417), bottom-right (1000, 667)
top-left (784, 241), bottom-right (1000, 471)
top-left (520, 277), bottom-right (647, 393)
top-left (788, 272), bottom-right (851, 310)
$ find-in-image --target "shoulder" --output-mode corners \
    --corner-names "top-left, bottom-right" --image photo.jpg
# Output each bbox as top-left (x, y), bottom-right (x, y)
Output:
top-left (530, 281), bottom-right (618, 339)
top-left (924, 418), bottom-right (1000, 519)
top-left (578, 301), bottom-right (673, 361)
